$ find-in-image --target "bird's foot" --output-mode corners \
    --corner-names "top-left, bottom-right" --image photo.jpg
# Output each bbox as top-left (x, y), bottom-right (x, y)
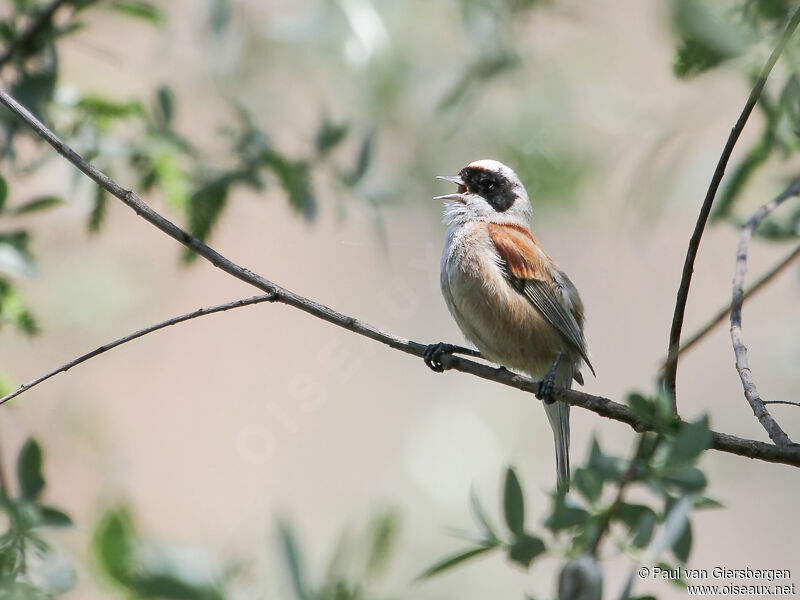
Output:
top-left (536, 353), bottom-right (564, 404)
top-left (423, 342), bottom-right (459, 373)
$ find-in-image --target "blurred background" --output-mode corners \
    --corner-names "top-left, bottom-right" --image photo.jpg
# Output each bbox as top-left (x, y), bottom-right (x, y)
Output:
top-left (0, 0), bottom-right (798, 598)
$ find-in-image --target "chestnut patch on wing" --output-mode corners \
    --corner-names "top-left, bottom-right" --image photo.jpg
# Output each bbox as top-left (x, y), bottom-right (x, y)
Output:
top-left (487, 223), bottom-right (539, 280)
top-left (460, 166), bottom-right (516, 212)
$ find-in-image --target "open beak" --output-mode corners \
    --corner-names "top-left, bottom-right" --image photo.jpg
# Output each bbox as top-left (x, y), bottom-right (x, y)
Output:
top-left (434, 175), bottom-right (467, 202)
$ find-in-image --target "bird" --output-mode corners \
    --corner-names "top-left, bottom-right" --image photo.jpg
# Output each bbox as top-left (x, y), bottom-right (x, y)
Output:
top-left (423, 159), bottom-right (594, 490)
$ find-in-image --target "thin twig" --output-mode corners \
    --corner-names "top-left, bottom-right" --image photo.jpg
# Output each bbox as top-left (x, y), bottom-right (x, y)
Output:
top-left (730, 179), bottom-right (800, 446)
top-left (663, 6), bottom-right (800, 411)
top-left (763, 400), bottom-right (800, 408)
top-left (0, 294), bottom-right (276, 405)
top-left (1, 89), bottom-right (800, 469)
top-left (0, 0), bottom-right (71, 70)
top-left (588, 435), bottom-right (649, 556)
top-left (663, 244), bottom-right (800, 365)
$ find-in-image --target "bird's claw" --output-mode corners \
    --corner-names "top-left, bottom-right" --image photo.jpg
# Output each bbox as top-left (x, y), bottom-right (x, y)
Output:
top-left (424, 342), bottom-right (457, 373)
top-left (536, 353), bottom-right (564, 404)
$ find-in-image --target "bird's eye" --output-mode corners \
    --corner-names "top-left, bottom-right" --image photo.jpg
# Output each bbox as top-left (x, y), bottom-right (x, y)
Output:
top-left (481, 178), bottom-right (493, 189)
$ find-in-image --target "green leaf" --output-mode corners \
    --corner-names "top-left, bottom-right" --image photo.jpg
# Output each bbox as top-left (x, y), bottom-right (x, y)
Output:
top-left (315, 117), bottom-right (349, 156)
top-left (631, 513), bottom-right (657, 548)
top-left (0, 21), bottom-right (14, 44)
top-left (545, 495), bottom-right (591, 532)
top-left (654, 562), bottom-right (687, 588)
top-left (93, 508), bottom-right (135, 584)
top-left (503, 467), bottom-right (525, 535)
top-left (109, 0), bottom-right (163, 24)
top-left (753, 0), bottom-right (793, 20)
top-left (712, 123), bottom-right (775, 221)
top-left (209, 0), bottom-right (231, 35)
top-left (153, 151), bottom-right (188, 211)
top-left (184, 175), bottom-right (237, 259)
top-left (615, 503), bottom-right (658, 549)
top-left (693, 495), bottom-right (723, 510)
top-left (671, 0), bottom-right (753, 78)
top-left (588, 438), bottom-right (625, 482)
top-left (627, 392), bottom-right (654, 420)
top-left (508, 534), bottom-right (545, 569)
top-left (89, 186), bottom-right (107, 233)
top-left (10, 63), bottom-right (56, 125)
top-left (662, 466), bottom-right (707, 493)
top-left (573, 468), bottom-right (603, 504)
top-left (77, 95), bottom-right (144, 123)
top-left (155, 85), bottom-right (175, 128)
top-left (17, 438), bottom-right (45, 501)
top-left (666, 415), bottom-right (711, 466)
top-left (10, 195), bottom-right (63, 215)
top-left (278, 522), bottom-right (308, 600)
top-left (672, 519), bottom-right (692, 563)
top-left (342, 132), bottom-right (373, 186)
top-left (417, 545), bottom-right (496, 580)
top-left (0, 234), bottom-right (35, 279)
top-left (37, 505), bottom-right (73, 527)
top-left (0, 286), bottom-right (38, 335)
top-left (673, 36), bottom-right (728, 78)
top-left (0, 176), bottom-right (7, 212)
top-left (470, 486), bottom-right (499, 543)
top-left (437, 50), bottom-right (520, 113)
top-left (128, 574), bottom-right (223, 600)
top-left (364, 511), bottom-right (397, 576)
top-left (263, 152), bottom-right (316, 221)
top-left (614, 503), bottom-right (656, 527)
top-left (558, 555), bottom-right (603, 600)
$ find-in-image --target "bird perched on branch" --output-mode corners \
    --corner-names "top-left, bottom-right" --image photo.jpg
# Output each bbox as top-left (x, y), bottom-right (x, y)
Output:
top-left (424, 159), bottom-right (594, 490)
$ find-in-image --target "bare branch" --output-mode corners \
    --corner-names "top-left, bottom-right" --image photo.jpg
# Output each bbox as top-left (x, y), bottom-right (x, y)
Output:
top-left (763, 401), bottom-right (800, 408)
top-left (0, 294), bottom-right (276, 405)
top-left (730, 179), bottom-right (800, 446)
top-left (1, 87), bottom-right (800, 468)
top-left (662, 244), bottom-right (800, 365)
top-left (0, 0), bottom-right (71, 70)
top-left (663, 6), bottom-right (800, 411)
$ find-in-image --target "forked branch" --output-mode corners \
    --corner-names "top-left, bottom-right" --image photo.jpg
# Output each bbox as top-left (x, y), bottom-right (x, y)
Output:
top-left (730, 179), bottom-right (800, 446)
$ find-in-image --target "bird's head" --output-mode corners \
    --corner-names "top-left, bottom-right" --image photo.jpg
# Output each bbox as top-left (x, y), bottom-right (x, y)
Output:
top-left (435, 159), bottom-right (532, 227)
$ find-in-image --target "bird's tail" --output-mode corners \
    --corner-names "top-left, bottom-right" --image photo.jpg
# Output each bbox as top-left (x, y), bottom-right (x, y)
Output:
top-left (543, 372), bottom-right (572, 491)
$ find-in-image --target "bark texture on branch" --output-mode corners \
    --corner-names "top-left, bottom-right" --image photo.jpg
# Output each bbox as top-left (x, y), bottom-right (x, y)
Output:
top-left (730, 180), bottom-right (800, 446)
top-left (1, 88), bottom-right (800, 468)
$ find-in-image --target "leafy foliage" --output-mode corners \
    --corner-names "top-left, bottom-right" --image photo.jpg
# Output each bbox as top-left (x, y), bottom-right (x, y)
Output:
top-left (0, 437), bottom-right (75, 596)
top-left (420, 392), bottom-right (718, 599)
top-left (93, 508), bottom-right (225, 600)
top-left (667, 0), bottom-right (800, 244)
top-left (277, 512), bottom-right (400, 600)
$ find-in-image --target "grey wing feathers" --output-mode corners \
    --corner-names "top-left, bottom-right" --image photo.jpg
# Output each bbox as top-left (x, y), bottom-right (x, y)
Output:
top-left (522, 279), bottom-right (595, 376)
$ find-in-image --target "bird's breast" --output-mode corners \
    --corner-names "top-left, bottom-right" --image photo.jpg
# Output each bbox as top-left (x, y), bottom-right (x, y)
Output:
top-left (440, 222), bottom-right (567, 378)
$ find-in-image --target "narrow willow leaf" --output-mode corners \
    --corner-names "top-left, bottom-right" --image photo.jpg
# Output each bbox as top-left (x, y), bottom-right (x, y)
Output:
top-left (503, 467), bottom-right (525, 535)
top-left (417, 545), bottom-right (496, 580)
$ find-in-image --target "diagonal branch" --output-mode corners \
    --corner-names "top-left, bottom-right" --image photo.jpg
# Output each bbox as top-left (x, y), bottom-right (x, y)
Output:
top-left (663, 7), bottom-right (800, 411)
top-left (730, 179), bottom-right (800, 446)
top-left (0, 0), bottom-right (71, 70)
top-left (0, 294), bottom-right (276, 405)
top-left (1, 87), bottom-right (800, 468)
top-left (662, 243), bottom-right (800, 365)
